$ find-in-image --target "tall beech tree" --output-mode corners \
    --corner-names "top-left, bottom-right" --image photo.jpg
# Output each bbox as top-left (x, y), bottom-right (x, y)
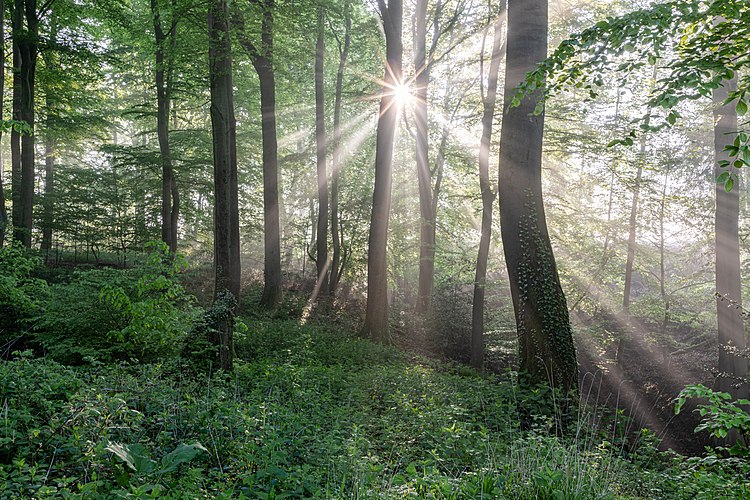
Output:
top-left (152, 0), bottom-right (180, 254)
top-left (208, 0), bottom-right (240, 370)
top-left (235, 0), bottom-right (282, 308)
top-left (714, 77), bottom-right (748, 399)
top-left (470, 8), bottom-right (504, 370)
top-left (520, 0), bottom-right (750, 396)
top-left (412, 0), bottom-right (459, 315)
top-left (11, 0), bottom-right (43, 248)
top-left (314, 5), bottom-right (328, 296)
top-left (361, 0), bottom-right (402, 342)
top-left (0, 0), bottom-right (6, 247)
top-left (498, 0), bottom-right (577, 393)
top-left (328, 0), bottom-right (351, 295)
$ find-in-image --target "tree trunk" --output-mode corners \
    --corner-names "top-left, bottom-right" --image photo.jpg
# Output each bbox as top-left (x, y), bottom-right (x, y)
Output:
top-left (243, 0), bottom-right (282, 309)
top-left (208, 0), bottom-right (240, 370)
top-left (41, 135), bottom-right (53, 252)
top-left (329, 0), bottom-right (351, 295)
top-left (622, 135), bottom-right (646, 313)
top-left (152, 0), bottom-right (179, 254)
top-left (497, 0), bottom-right (577, 394)
top-left (713, 77), bottom-right (748, 400)
top-left (16, 0), bottom-right (36, 248)
top-left (471, 12), bottom-right (504, 370)
top-left (413, 0), bottom-right (434, 315)
top-left (314, 6), bottom-right (329, 297)
top-left (0, 0), bottom-right (6, 248)
top-left (361, 0), bottom-right (402, 342)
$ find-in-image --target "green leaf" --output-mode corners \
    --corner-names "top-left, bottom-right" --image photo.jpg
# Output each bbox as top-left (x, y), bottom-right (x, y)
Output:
top-left (105, 442), bottom-right (156, 475)
top-left (717, 172), bottom-right (730, 184)
top-left (157, 442), bottom-right (207, 474)
top-left (725, 177), bottom-right (735, 192)
top-left (737, 100), bottom-right (748, 116)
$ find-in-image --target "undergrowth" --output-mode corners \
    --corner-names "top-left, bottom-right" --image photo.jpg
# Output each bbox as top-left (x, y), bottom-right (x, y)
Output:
top-left (3, 321), bottom-right (749, 498)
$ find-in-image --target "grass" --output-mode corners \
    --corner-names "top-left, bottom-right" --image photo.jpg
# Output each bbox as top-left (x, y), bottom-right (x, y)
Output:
top-left (2, 318), bottom-right (750, 498)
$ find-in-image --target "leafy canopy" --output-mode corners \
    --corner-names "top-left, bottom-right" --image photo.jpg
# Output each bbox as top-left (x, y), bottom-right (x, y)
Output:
top-left (516, 0), bottom-right (750, 188)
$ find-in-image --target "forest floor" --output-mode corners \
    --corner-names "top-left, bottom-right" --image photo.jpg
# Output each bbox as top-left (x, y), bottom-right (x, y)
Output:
top-left (4, 261), bottom-right (748, 498)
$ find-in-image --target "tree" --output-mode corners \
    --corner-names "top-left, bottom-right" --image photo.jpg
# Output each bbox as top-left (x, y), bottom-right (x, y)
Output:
top-left (0, 0), bottom-right (6, 247)
top-left (361, 0), bottom-right (402, 342)
top-left (518, 0), bottom-right (750, 398)
top-left (498, 0), bottom-right (577, 393)
top-left (11, 0), bottom-right (44, 248)
top-left (714, 76), bottom-right (748, 399)
top-left (208, 0), bottom-right (240, 370)
top-left (471, 6), bottom-right (504, 370)
top-left (235, 0), bottom-right (282, 308)
top-left (314, 4), bottom-right (328, 296)
top-left (328, 0), bottom-right (351, 295)
top-left (412, 0), bottom-right (460, 315)
top-left (152, 0), bottom-right (180, 254)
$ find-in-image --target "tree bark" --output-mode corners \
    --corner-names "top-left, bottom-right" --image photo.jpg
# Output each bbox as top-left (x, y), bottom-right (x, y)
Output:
top-left (314, 6), bottom-right (329, 296)
top-left (471, 11), bottom-right (504, 370)
top-left (236, 0), bottom-right (282, 308)
top-left (11, 0), bottom-right (37, 248)
top-left (413, 0), bottom-right (434, 315)
top-left (361, 0), bottom-right (402, 342)
top-left (713, 77), bottom-right (748, 400)
top-left (19, 0), bottom-right (36, 248)
top-left (152, 0), bottom-right (179, 254)
top-left (497, 0), bottom-right (577, 394)
top-left (329, 0), bottom-right (351, 295)
top-left (41, 134), bottom-right (53, 252)
top-left (208, 0), bottom-right (240, 370)
top-left (0, 0), bottom-right (6, 248)
top-left (622, 135), bottom-right (646, 313)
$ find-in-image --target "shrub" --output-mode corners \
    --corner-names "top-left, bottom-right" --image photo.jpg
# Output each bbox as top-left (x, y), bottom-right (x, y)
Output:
top-left (34, 242), bottom-right (200, 364)
top-left (0, 244), bottom-right (48, 354)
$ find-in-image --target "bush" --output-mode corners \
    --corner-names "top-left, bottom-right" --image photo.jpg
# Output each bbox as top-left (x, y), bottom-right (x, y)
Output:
top-left (34, 242), bottom-right (200, 364)
top-left (0, 244), bottom-right (48, 354)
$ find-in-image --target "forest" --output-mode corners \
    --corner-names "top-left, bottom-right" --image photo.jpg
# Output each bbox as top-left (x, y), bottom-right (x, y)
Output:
top-left (1, 0), bottom-right (749, 497)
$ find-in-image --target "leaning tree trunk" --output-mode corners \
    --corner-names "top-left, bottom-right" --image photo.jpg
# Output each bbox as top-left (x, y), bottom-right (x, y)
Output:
top-left (314, 6), bottom-right (329, 297)
top-left (497, 0), bottom-right (577, 394)
top-left (329, 0), bottom-right (351, 295)
top-left (361, 0), bottom-right (402, 342)
top-left (208, 0), bottom-right (240, 370)
top-left (471, 11), bottom-right (504, 370)
top-left (713, 76), bottom-right (748, 401)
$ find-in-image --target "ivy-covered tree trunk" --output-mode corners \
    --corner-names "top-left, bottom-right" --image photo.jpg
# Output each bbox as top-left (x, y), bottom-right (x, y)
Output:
top-left (361, 0), bottom-right (402, 342)
top-left (208, 0), bottom-right (240, 370)
top-left (329, 0), bottom-right (350, 295)
top-left (713, 77), bottom-right (748, 400)
top-left (314, 6), bottom-right (329, 297)
top-left (471, 11), bottom-right (504, 370)
top-left (497, 0), bottom-right (577, 394)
